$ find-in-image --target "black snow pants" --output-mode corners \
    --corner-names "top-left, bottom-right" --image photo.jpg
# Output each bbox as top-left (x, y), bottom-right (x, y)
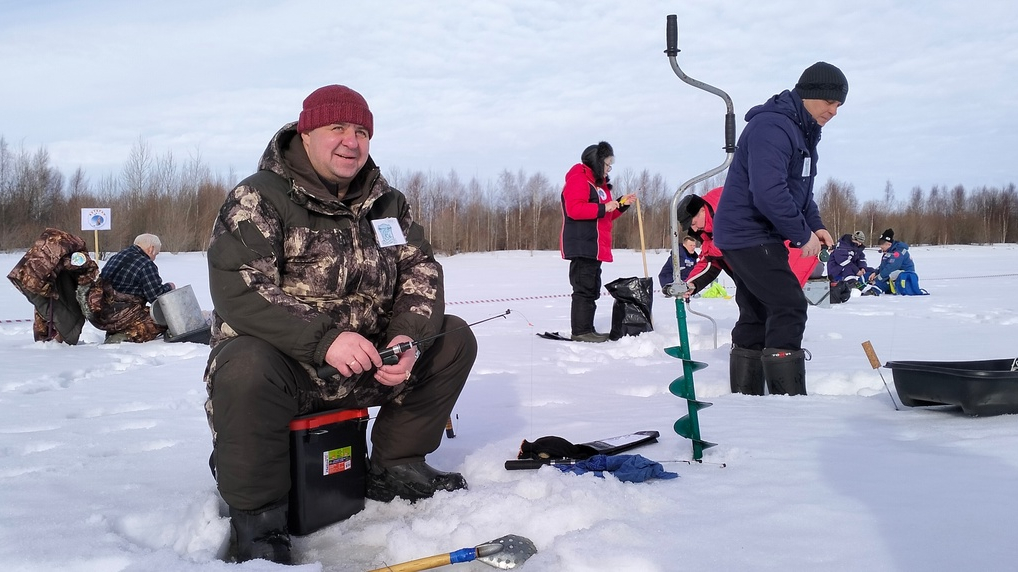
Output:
top-left (568, 257), bottom-right (603, 335)
top-left (206, 315), bottom-right (477, 511)
top-left (721, 243), bottom-right (809, 351)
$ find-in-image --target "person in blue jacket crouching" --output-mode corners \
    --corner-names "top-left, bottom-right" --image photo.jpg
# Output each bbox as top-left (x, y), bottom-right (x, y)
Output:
top-left (868, 228), bottom-right (920, 294)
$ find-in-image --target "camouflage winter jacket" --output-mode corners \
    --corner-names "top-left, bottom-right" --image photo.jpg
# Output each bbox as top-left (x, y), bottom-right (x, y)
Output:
top-left (206, 122), bottom-right (444, 396)
top-left (8, 228), bottom-right (167, 344)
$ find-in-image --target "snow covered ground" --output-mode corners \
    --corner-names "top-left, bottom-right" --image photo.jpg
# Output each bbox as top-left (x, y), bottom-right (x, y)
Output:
top-left (2, 245), bottom-right (1017, 571)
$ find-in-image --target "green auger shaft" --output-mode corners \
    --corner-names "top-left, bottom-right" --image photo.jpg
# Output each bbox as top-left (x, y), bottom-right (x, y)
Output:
top-left (668, 299), bottom-right (716, 461)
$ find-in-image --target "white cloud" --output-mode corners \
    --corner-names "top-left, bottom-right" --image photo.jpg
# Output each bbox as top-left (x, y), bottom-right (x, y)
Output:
top-left (2, 0), bottom-right (1017, 200)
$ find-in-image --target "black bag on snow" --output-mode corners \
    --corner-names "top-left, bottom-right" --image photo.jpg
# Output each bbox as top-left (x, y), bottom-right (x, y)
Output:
top-left (830, 281), bottom-right (853, 304)
top-left (605, 276), bottom-right (653, 340)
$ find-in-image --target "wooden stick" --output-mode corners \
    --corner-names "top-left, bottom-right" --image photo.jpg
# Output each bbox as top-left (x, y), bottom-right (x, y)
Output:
top-left (861, 340), bottom-right (881, 369)
top-left (861, 341), bottom-right (900, 410)
top-left (367, 542), bottom-right (505, 572)
top-left (367, 553), bottom-right (454, 572)
top-left (635, 195), bottom-right (648, 279)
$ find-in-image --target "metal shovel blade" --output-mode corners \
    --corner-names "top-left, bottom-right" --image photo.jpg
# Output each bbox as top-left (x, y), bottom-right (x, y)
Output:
top-left (476, 535), bottom-right (537, 569)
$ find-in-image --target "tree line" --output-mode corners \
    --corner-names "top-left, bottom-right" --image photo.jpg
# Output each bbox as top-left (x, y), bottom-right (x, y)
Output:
top-left (2, 135), bottom-right (1017, 256)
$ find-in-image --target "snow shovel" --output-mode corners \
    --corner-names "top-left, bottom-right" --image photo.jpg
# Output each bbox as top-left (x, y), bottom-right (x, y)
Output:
top-left (366, 534), bottom-right (537, 571)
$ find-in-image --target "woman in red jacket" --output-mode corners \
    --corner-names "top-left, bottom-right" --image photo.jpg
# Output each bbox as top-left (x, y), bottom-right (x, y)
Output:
top-left (559, 141), bottom-right (636, 342)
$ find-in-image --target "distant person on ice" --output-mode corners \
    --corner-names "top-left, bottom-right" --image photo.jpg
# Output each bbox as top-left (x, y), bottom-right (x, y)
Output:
top-left (827, 230), bottom-right (871, 285)
top-left (102, 234), bottom-right (175, 301)
top-left (203, 84), bottom-right (477, 564)
top-left (868, 228), bottom-right (919, 294)
top-left (713, 61), bottom-right (846, 396)
top-left (99, 233), bottom-right (175, 343)
top-left (559, 141), bottom-right (637, 343)
top-left (827, 230), bottom-right (879, 297)
top-left (657, 235), bottom-right (699, 290)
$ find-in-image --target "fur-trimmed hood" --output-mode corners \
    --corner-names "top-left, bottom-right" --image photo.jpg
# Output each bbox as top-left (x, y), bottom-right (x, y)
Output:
top-left (580, 141), bottom-right (614, 187)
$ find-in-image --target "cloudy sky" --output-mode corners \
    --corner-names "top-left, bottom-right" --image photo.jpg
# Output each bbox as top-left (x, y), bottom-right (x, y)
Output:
top-left (3, 0), bottom-right (1016, 202)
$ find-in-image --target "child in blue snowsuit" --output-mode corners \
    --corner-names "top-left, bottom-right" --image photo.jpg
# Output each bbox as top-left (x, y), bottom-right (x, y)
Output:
top-left (658, 235), bottom-right (699, 289)
top-left (827, 230), bottom-right (874, 287)
top-left (868, 228), bottom-right (916, 294)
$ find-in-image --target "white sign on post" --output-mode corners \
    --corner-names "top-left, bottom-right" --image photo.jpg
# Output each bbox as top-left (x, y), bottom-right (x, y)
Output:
top-left (81, 208), bottom-right (112, 231)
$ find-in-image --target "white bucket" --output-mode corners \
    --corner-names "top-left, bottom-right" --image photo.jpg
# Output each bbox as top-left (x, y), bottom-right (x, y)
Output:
top-left (151, 285), bottom-right (206, 337)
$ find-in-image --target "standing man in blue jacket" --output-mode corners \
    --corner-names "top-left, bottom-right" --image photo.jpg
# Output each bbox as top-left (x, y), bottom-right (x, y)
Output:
top-left (713, 62), bottom-right (846, 396)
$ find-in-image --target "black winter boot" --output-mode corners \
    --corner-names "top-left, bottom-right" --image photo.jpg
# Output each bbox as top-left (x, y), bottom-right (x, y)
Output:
top-left (366, 461), bottom-right (468, 503)
top-left (761, 348), bottom-right (807, 396)
top-left (570, 298), bottom-right (599, 338)
top-left (729, 346), bottom-right (764, 395)
top-left (229, 499), bottom-right (292, 564)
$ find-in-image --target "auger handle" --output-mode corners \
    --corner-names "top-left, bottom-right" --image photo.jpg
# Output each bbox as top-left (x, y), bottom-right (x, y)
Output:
top-left (725, 111), bottom-right (736, 153)
top-left (665, 15), bottom-right (678, 56)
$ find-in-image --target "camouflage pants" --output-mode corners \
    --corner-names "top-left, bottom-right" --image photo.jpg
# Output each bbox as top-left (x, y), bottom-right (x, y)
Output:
top-left (84, 285), bottom-right (166, 343)
top-left (33, 310), bottom-right (64, 343)
top-left (204, 315), bottom-right (477, 511)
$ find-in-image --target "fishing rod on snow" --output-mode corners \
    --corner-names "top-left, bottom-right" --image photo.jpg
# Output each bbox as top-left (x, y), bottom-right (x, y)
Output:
top-left (317, 310), bottom-right (510, 378)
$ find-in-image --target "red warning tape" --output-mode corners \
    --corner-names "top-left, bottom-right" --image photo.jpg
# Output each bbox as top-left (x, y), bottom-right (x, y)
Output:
top-left (447, 293), bottom-right (572, 305)
top-left (1, 291), bottom-right (620, 321)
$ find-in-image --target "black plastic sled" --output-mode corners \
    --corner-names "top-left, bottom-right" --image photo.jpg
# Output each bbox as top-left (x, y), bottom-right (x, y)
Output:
top-left (885, 358), bottom-right (1018, 416)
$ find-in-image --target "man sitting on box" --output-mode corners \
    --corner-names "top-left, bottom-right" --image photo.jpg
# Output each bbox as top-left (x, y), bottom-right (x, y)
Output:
top-left (203, 85), bottom-right (477, 564)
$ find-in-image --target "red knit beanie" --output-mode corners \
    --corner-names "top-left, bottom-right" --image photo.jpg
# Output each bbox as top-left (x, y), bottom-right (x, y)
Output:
top-left (297, 85), bottom-right (373, 138)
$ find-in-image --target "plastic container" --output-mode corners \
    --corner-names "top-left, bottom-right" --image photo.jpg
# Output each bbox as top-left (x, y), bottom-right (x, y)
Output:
top-left (288, 408), bottom-right (369, 535)
top-left (885, 358), bottom-right (1018, 416)
top-left (803, 279), bottom-right (830, 308)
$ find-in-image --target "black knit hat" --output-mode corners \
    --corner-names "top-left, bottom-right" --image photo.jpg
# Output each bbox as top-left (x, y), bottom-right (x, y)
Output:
top-left (676, 193), bottom-right (706, 232)
top-left (794, 62), bottom-right (849, 104)
top-left (878, 228), bottom-right (895, 244)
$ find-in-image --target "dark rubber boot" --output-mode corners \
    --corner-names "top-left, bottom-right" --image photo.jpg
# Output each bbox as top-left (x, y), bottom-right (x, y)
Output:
top-left (761, 348), bottom-right (807, 396)
top-left (729, 346), bottom-right (764, 395)
top-left (366, 461), bottom-right (468, 503)
top-left (570, 298), bottom-right (597, 337)
top-left (229, 499), bottom-right (292, 564)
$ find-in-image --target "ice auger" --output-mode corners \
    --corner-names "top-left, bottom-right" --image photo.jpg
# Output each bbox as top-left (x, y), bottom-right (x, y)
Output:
top-left (662, 13), bottom-right (736, 460)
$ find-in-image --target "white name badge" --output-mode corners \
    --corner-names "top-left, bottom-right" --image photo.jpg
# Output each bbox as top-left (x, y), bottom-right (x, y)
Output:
top-left (371, 217), bottom-right (407, 247)
top-left (802, 156), bottom-right (812, 178)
